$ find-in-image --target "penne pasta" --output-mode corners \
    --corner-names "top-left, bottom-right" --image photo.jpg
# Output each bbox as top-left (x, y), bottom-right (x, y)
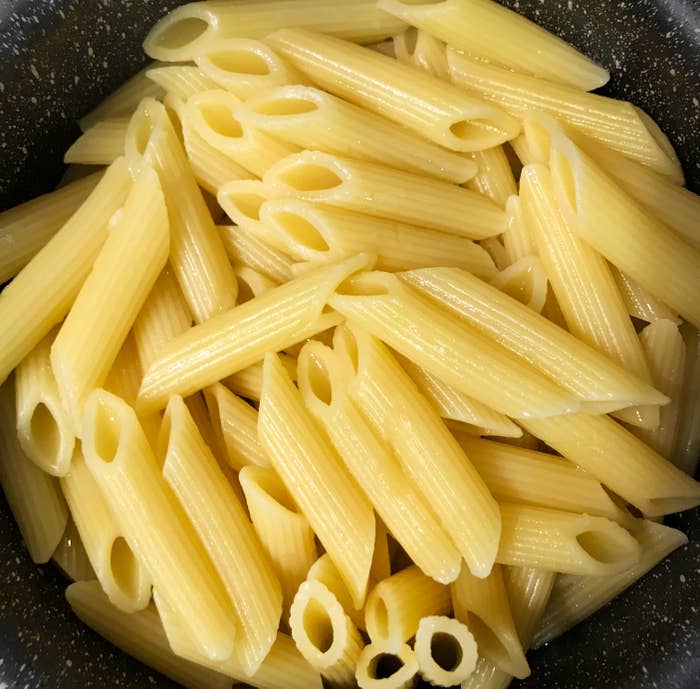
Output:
top-left (457, 436), bottom-right (632, 523)
top-left (489, 254), bottom-right (548, 313)
top-left (217, 179), bottom-right (270, 231)
top-left (520, 162), bottom-right (658, 428)
top-left (497, 503), bottom-right (641, 576)
top-left (264, 150), bottom-right (505, 239)
top-left (0, 172), bottom-right (101, 285)
top-left (51, 517), bottom-right (96, 583)
top-left (128, 97), bottom-right (238, 323)
top-left (672, 323), bottom-right (700, 476)
top-left (160, 395), bottom-right (282, 674)
top-left (239, 85), bottom-right (477, 184)
top-left (222, 353), bottom-right (297, 402)
top-left (451, 563), bottom-right (529, 678)
top-left (402, 267), bottom-right (666, 413)
top-left (103, 333), bottom-right (144, 408)
top-left (0, 158), bottom-right (131, 385)
top-left (298, 341), bottom-right (462, 584)
top-left (234, 265), bottom-right (278, 302)
top-left (267, 28), bottom-right (520, 152)
top-left (136, 253), bottom-right (370, 412)
top-left (533, 520), bottom-right (688, 648)
top-left (259, 198), bottom-right (497, 278)
top-left (364, 566), bottom-right (451, 649)
top-left (144, 0), bottom-right (408, 62)
top-left (395, 353), bottom-right (521, 437)
top-left (521, 413), bottom-right (700, 517)
top-left (66, 582), bottom-right (231, 689)
top-left (612, 268), bottom-right (680, 325)
top-left (502, 194), bottom-right (535, 265)
top-left (289, 579), bottom-right (364, 688)
top-left (82, 389), bottom-right (237, 660)
top-left (0, 376), bottom-right (68, 564)
top-left (550, 135), bottom-right (700, 329)
top-left (146, 64), bottom-right (219, 101)
top-left (64, 118), bottom-right (129, 166)
top-left (328, 271), bottom-right (580, 419)
top-left (328, 325), bottom-right (501, 579)
top-left (50, 166), bottom-right (169, 429)
top-left (308, 554), bottom-right (365, 631)
top-left (355, 641), bottom-right (419, 689)
top-left (196, 38), bottom-right (310, 98)
top-left (447, 50), bottom-right (682, 180)
top-left (414, 615), bottom-right (478, 687)
top-left (259, 352), bottom-right (376, 609)
top-left (203, 383), bottom-right (267, 469)
top-left (392, 27), bottom-right (449, 79)
top-left (380, 0), bottom-right (608, 91)
top-left (480, 236), bottom-right (509, 272)
top-left (467, 145), bottom-right (518, 208)
top-left (239, 465), bottom-right (318, 614)
top-left (15, 329), bottom-right (75, 476)
top-left (60, 446), bottom-right (152, 612)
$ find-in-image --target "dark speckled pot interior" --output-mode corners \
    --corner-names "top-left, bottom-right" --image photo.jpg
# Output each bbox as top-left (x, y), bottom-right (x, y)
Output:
top-left (1, 1), bottom-right (699, 687)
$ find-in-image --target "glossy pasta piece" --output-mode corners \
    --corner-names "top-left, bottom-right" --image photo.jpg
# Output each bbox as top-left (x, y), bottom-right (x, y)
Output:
top-left (264, 150), bottom-right (505, 240)
top-left (51, 518), bottom-right (95, 583)
top-left (0, 158), bottom-right (131, 385)
top-left (240, 84), bottom-right (477, 183)
top-left (467, 145), bottom-right (518, 208)
top-left (136, 254), bottom-right (369, 412)
top-left (65, 118), bottom-right (129, 165)
top-left (355, 641), bottom-right (418, 689)
top-left (328, 271), bottom-right (580, 419)
top-left (143, 0), bottom-right (408, 62)
top-left (259, 353), bottom-right (376, 609)
top-left (147, 64), bottom-right (219, 101)
top-left (380, 0), bottom-right (608, 90)
top-left (217, 179), bottom-right (270, 233)
top-left (672, 323), bottom-right (700, 476)
top-left (82, 389), bottom-right (237, 660)
top-left (267, 28), bottom-right (520, 152)
top-left (222, 353), bottom-right (297, 402)
top-left (612, 268), bottom-right (680, 325)
top-left (308, 554), bottom-right (365, 631)
top-left (502, 195), bottom-right (535, 266)
top-left (60, 447), bottom-right (152, 612)
top-left (489, 255), bottom-right (548, 313)
top-left (234, 265), bottom-right (279, 303)
top-left (51, 166), bottom-right (169, 428)
top-left (0, 377), bottom-right (68, 564)
top-left (290, 579), bottom-right (364, 688)
top-left (259, 198), bottom-right (496, 278)
top-left (392, 27), bottom-right (449, 79)
top-left (402, 267), bottom-right (666, 412)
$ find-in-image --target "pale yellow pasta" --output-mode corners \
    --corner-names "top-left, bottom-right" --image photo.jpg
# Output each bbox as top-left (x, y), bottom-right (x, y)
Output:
top-left (203, 383), bottom-right (267, 469)
top-left (0, 377), bottom-right (68, 563)
top-left (217, 223), bottom-right (294, 284)
top-left (239, 464), bottom-right (318, 613)
top-left (509, 134), bottom-right (535, 167)
top-left (550, 135), bottom-right (700, 329)
top-left (297, 341), bottom-right (462, 584)
top-left (490, 254), bottom-right (547, 313)
top-left (502, 194), bottom-right (535, 265)
top-left (79, 63), bottom-right (165, 131)
top-left (414, 615), bottom-right (478, 687)
top-left (673, 323), bottom-right (700, 476)
top-left (533, 520), bottom-right (688, 648)
top-left (64, 118), bottom-right (129, 166)
top-left (402, 267), bottom-right (665, 413)
top-left (267, 28), bottom-right (520, 152)
top-left (395, 353), bottom-right (521, 436)
top-left (146, 64), bottom-right (219, 101)
top-left (217, 178), bottom-right (270, 230)
top-left (103, 333), bottom-right (144, 408)
top-left (144, 0), bottom-right (408, 62)
top-left (634, 320), bottom-right (686, 459)
top-left (136, 254), bottom-right (369, 412)
top-left (82, 389), bottom-right (237, 660)
top-left (50, 166), bottom-right (169, 428)
top-left (185, 90), bottom-right (299, 178)
top-left (0, 171), bottom-right (101, 284)
top-left (196, 38), bottom-right (310, 98)
top-left (520, 162), bottom-right (658, 429)
top-left (328, 271), bottom-right (580, 418)
top-left (160, 395), bottom-right (282, 674)
top-left (128, 97), bottom-right (238, 322)
top-left (612, 268), bottom-right (680, 325)
top-left (258, 198), bottom-right (497, 278)
top-left (447, 50), bottom-right (682, 180)
top-left (289, 579), bottom-right (364, 688)
top-left (467, 146), bottom-right (518, 208)
top-left (234, 265), bottom-right (278, 302)
top-left (60, 447), bottom-right (152, 612)
top-left (380, 0), bottom-right (608, 90)
top-left (480, 237), bottom-right (509, 273)
top-left (264, 150), bottom-right (506, 240)
top-left (457, 436), bottom-right (631, 523)
top-left (355, 641), bottom-right (419, 689)
top-left (451, 563), bottom-right (529, 679)
top-left (497, 503), bottom-right (641, 576)
top-left (259, 352), bottom-right (376, 609)
top-left (329, 324), bottom-right (501, 579)
top-left (365, 565), bottom-right (451, 648)
top-left (66, 582), bottom-right (231, 689)
top-left (239, 84), bottom-right (477, 184)
top-left (0, 158), bottom-right (131, 384)
top-left (392, 27), bottom-right (449, 79)
top-left (307, 554), bottom-right (365, 631)
top-left (15, 329), bottom-right (75, 476)
top-left (51, 518), bottom-right (96, 583)
top-left (222, 353), bottom-right (297, 402)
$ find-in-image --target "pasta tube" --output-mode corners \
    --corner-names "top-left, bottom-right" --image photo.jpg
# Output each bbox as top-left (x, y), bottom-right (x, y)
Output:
top-left (222, 353), bottom-right (297, 402)
top-left (673, 323), bottom-right (700, 476)
top-left (612, 268), bottom-right (680, 325)
top-left (146, 64), bottom-right (219, 101)
top-left (308, 554), bottom-right (365, 631)
top-left (64, 118), bottom-right (129, 166)
top-left (51, 517), bottom-right (95, 583)
top-left (355, 642), bottom-right (418, 689)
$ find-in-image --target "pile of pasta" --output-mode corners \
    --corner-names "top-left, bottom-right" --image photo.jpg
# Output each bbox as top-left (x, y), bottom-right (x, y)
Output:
top-left (2, 1), bottom-right (700, 688)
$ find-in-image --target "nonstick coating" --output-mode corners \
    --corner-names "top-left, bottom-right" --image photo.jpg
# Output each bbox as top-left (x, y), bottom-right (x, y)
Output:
top-left (0, 1), bottom-right (699, 687)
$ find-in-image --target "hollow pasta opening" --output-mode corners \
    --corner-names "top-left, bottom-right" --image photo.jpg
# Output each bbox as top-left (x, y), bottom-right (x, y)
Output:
top-left (303, 598), bottom-right (335, 654)
top-left (403, 27), bottom-right (419, 56)
top-left (93, 401), bottom-right (121, 464)
top-left (273, 211), bottom-right (330, 252)
top-left (198, 104), bottom-right (244, 138)
top-left (369, 652), bottom-right (405, 679)
top-left (110, 537), bottom-right (140, 600)
top-left (431, 631), bottom-right (463, 672)
top-left (152, 17), bottom-right (208, 51)
top-left (236, 274), bottom-right (256, 304)
top-left (449, 118), bottom-right (502, 142)
top-left (467, 613), bottom-right (512, 670)
top-left (253, 97), bottom-right (319, 116)
top-left (370, 596), bottom-right (390, 638)
top-left (306, 353), bottom-right (333, 407)
top-left (335, 274), bottom-right (391, 297)
top-left (248, 467), bottom-right (300, 513)
top-left (29, 402), bottom-right (60, 462)
top-left (208, 48), bottom-right (271, 76)
top-left (225, 191), bottom-right (265, 221)
top-left (277, 163), bottom-right (343, 192)
top-left (576, 529), bottom-right (630, 564)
